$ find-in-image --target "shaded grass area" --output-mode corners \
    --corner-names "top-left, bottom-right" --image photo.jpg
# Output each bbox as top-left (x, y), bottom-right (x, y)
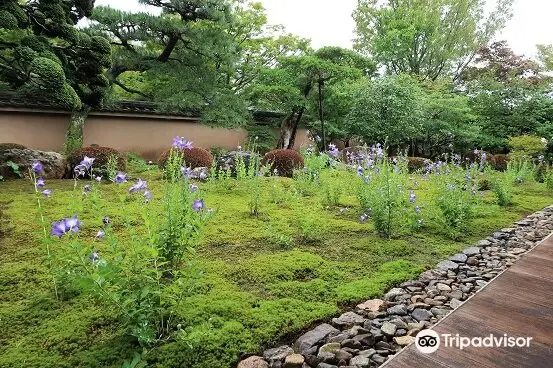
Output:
top-left (0, 170), bottom-right (552, 367)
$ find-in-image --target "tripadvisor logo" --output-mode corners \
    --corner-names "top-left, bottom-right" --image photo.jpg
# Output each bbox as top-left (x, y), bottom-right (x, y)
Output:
top-left (415, 329), bottom-right (533, 353)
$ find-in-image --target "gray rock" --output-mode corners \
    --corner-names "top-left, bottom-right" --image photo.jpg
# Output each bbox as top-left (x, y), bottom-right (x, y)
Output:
top-left (283, 354), bottom-right (304, 368)
top-left (383, 288), bottom-right (405, 301)
top-left (386, 304), bottom-right (408, 316)
top-left (332, 312), bottom-right (365, 328)
top-left (264, 346), bottom-right (294, 363)
top-left (477, 239), bottom-right (492, 247)
top-left (327, 333), bottom-right (349, 344)
top-left (450, 253), bottom-right (468, 263)
top-left (380, 322), bottom-right (397, 337)
top-left (186, 166), bottom-right (208, 182)
top-left (317, 351), bottom-right (337, 364)
top-left (0, 148), bottom-right (67, 179)
top-left (436, 260), bottom-right (459, 271)
top-left (463, 247), bottom-right (481, 256)
top-left (316, 364), bottom-right (338, 368)
top-left (371, 354), bottom-right (387, 365)
top-left (349, 355), bottom-right (370, 368)
top-left (419, 269), bottom-right (447, 283)
top-left (436, 283), bottom-right (452, 292)
top-left (450, 298), bottom-right (463, 309)
top-left (335, 350), bottom-right (353, 362)
top-left (319, 343), bottom-right (341, 354)
top-left (430, 307), bottom-right (451, 317)
top-left (411, 308), bottom-right (433, 322)
top-left (353, 334), bottom-right (375, 347)
top-left (358, 349), bottom-right (376, 358)
top-left (341, 339), bottom-right (363, 350)
top-left (238, 356), bottom-right (270, 368)
top-left (215, 151), bottom-right (260, 176)
top-left (294, 324), bottom-right (340, 355)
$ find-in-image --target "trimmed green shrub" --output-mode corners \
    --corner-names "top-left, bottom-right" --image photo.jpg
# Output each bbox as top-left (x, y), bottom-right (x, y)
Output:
top-left (0, 143), bottom-right (27, 151)
top-left (158, 147), bottom-right (213, 169)
top-left (68, 146), bottom-right (126, 176)
top-left (490, 154), bottom-right (509, 171)
top-left (262, 149), bottom-right (304, 178)
top-left (407, 157), bottom-right (427, 173)
top-left (508, 135), bottom-right (546, 159)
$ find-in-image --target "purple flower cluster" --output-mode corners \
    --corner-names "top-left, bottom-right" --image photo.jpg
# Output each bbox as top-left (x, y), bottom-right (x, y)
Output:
top-left (74, 156), bottom-right (95, 177)
top-left (128, 178), bottom-right (151, 202)
top-left (114, 172), bottom-right (127, 184)
top-left (328, 144), bottom-right (339, 159)
top-left (172, 137), bottom-right (193, 150)
top-left (51, 216), bottom-right (82, 238)
top-left (33, 163), bottom-right (52, 197)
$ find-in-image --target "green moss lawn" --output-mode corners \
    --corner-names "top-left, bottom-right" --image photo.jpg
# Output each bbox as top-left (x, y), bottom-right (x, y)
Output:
top-left (0, 168), bottom-right (552, 367)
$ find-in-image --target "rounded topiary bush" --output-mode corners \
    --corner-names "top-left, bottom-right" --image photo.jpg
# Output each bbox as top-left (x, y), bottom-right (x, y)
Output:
top-left (68, 146), bottom-right (126, 176)
top-left (158, 147), bottom-right (213, 169)
top-left (490, 154), bottom-right (509, 171)
top-left (262, 149), bottom-right (304, 178)
top-left (407, 157), bottom-right (427, 173)
top-left (0, 143), bottom-right (27, 151)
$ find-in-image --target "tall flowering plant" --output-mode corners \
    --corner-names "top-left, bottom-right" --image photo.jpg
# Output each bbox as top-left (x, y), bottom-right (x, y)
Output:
top-left (356, 146), bottom-right (416, 238)
top-left (31, 138), bottom-right (213, 347)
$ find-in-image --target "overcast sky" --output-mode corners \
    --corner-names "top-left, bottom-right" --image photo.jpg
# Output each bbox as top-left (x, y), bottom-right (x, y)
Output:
top-left (94, 0), bottom-right (553, 59)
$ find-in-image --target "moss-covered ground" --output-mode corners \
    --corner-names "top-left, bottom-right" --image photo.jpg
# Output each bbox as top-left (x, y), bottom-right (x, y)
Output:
top-left (1, 168), bottom-right (552, 367)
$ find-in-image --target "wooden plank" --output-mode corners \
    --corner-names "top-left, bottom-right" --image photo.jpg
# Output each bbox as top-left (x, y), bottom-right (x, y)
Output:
top-left (383, 234), bottom-right (553, 368)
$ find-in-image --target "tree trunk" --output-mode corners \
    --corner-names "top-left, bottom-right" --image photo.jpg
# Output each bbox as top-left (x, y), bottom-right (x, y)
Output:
top-left (318, 79), bottom-right (325, 149)
top-left (277, 107), bottom-right (305, 149)
top-left (64, 106), bottom-right (91, 155)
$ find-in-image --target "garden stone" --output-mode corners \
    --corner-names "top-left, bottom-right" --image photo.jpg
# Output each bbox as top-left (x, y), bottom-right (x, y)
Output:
top-left (283, 354), bottom-right (305, 368)
top-left (215, 151), bottom-right (260, 176)
top-left (450, 299), bottom-right (463, 309)
top-left (510, 248), bottom-right (526, 255)
top-left (316, 364), bottom-right (338, 368)
top-left (189, 167), bottom-right (209, 181)
top-left (317, 352), bottom-right (337, 365)
top-left (328, 333), bottom-right (349, 344)
top-left (436, 260), bottom-right (459, 272)
top-left (319, 343), bottom-right (341, 354)
top-left (463, 247), bottom-right (481, 256)
top-left (395, 328), bottom-right (407, 336)
top-left (387, 304), bottom-right (407, 316)
top-left (341, 339), bottom-right (363, 350)
top-left (380, 322), bottom-right (397, 337)
top-left (431, 308), bottom-right (450, 317)
top-left (264, 346), bottom-right (294, 363)
top-left (349, 355), bottom-right (370, 368)
top-left (477, 239), bottom-right (491, 247)
top-left (332, 312), bottom-right (365, 328)
top-left (334, 350), bottom-right (353, 362)
top-left (295, 324), bottom-right (340, 355)
top-left (0, 149), bottom-right (67, 179)
top-left (447, 290), bottom-right (463, 300)
top-left (394, 336), bottom-right (415, 347)
top-left (411, 308), bottom-right (433, 322)
top-left (353, 334), bottom-right (375, 347)
top-left (450, 253), bottom-right (468, 263)
top-left (357, 299), bottom-right (386, 313)
top-left (238, 356), bottom-right (269, 368)
top-left (419, 269), bottom-right (446, 283)
top-left (371, 355), bottom-right (387, 365)
top-left (383, 288), bottom-right (405, 301)
top-left (436, 283), bottom-right (451, 292)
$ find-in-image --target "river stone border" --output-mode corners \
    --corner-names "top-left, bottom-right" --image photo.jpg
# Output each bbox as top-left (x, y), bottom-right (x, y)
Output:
top-left (237, 205), bottom-right (553, 368)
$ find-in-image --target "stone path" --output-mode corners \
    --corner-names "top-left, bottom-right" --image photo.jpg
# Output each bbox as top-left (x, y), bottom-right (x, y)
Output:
top-left (237, 206), bottom-right (553, 368)
top-left (382, 227), bottom-right (553, 368)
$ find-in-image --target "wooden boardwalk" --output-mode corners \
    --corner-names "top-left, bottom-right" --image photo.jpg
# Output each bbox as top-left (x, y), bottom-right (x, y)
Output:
top-left (383, 234), bottom-right (553, 368)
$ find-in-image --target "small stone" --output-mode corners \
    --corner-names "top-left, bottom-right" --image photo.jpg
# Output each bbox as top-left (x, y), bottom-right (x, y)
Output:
top-left (341, 339), bottom-right (363, 350)
top-left (350, 355), bottom-right (370, 368)
top-left (436, 260), bottom-right (459, 271)
top-left (389, 318), bottom-right (408, 329)
top-left (264, 346), bottom-right (294, 363)
top-left (450, 253), bottom-right (468, 263)
top-left (410, 295), bottom-right (425, 304)
top-left (411, 308), bottom-right (433, 322)
top-left (510, 248), bottom-right (526, 255)
top-left (316, 364), bottom-right (338, 368)
top-left (375, 341), bottom-right (391, 350)
top-left (359, 348), bottom-right (377, 357)
top-left (436, 283), bottom-right (452, 292)
top-left (328, 333), bottom-right (349, 344)
top-left (238, 356), bottom-right (269, 368)
top-left (357, 299), bottom-right (386, 313)
top-left (380, 321), bottom-right (397, 337)
top-left (395, 328), bottom-right (407, 336)
top-left (386, 304), bottom-right (408, 316)
top-left (450, 298), bottom-right (463, 309)
top-left (332, 312), bottom-right (365, 328)
top-left (447, 290), bottom-right (463, 300)
top-left (319, 343), bottom-right (341, 354)
top-left (477, 240), bottom-right (491, 247)
top-left (317, 351), bottom-right (337, 364)
top-left (463, 247), bottom-right (481, 256)
top-left (294, 324), bottom-right (340, 355)
top-left (283, 354), bottom-right (305, 368)
top-left (407, 322), bottom-right (425, 330)
top-left (334, 350), bottom-right (353, 362)
top-left (423, 298), bottom-right (443, 306)
top-left (431, 307), bottom-right (450, 317)
top-left (466, 257), bottom-right (479, 266)
top-left (371, 354), bottom-right (387, 365)
top-left (383, 288), bottom-right (405, 301)
top-left (353, 334), bottom-right (376, 347)
top-left (393, 336), bottom-right (415, 347)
